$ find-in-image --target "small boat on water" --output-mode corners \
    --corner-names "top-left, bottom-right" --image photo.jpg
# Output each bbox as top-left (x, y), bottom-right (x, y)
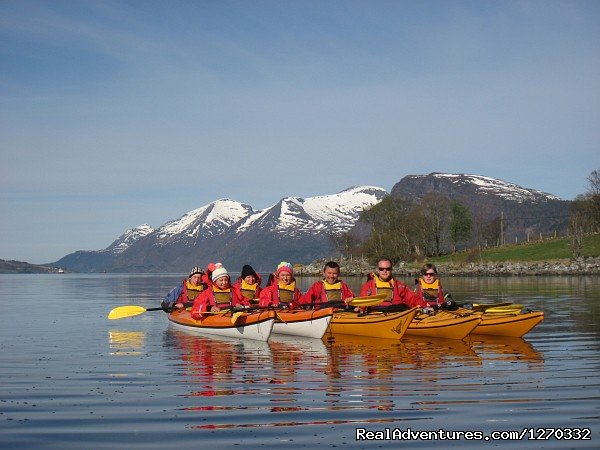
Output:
top-left (326, 307), bottom-right (419, 339)
top-left (406, 310), bottom-right (481, 340)
top-left (272, 307), bottom-right (334, 339)
top-left (167, 308), bottom-right (276, 342)
top-left (471, 310), bottom-right (544, 337)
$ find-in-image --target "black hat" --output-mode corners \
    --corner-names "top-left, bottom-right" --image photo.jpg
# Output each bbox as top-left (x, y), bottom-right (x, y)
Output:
top-left (241, 264), bottom-right (257, 279)
top-left (189, 266), bottom-right (204, 278)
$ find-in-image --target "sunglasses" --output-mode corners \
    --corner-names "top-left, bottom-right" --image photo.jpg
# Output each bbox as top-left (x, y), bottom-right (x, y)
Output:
top-left (378, 267), bottom-right (392, 271)
top-left (424, 272), bottom-right (436, 276)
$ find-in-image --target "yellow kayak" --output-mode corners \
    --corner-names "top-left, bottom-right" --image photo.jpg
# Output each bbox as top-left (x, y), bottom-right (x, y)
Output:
top-left (471, 310), bottom-right (544, 337)
top-left (326, 307), bottom-right (419, 339)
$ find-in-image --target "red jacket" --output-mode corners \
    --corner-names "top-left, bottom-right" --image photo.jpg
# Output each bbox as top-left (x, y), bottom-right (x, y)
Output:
top-left (359, 274), bottom-right (426, 308)
top-left (300, 280), bottom-right (354, 307)
top-left (232, 273), bottom-right (263, 304)
top-left (191, 283), bottom-right (249, 319)
top-left (258, 278), bottom-right (302, 308)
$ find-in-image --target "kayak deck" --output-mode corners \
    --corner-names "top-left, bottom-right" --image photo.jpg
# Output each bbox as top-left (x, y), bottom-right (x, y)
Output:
top-left (272, 307), bottom-right (334, 339)
top-left (406, 311), bottom-right (482, 340)
top-left (327, 307), bottom-right (419, 339)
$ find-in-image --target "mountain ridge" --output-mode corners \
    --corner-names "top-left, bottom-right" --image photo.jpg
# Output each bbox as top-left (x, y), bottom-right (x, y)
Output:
top-left (46, 174), bottom-right (570, 273)
top-left (52, 186), bottom-right (388, 272)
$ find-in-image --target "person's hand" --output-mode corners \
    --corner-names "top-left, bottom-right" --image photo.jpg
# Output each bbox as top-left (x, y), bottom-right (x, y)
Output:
top-left (211, 306), bottom-right (221, 312)
top-left (441, 300), bottom-right (457, 311)
top-left (175, 303), bottom-right (184, 309)
top-left (344, 297), bottom-right (354, 305)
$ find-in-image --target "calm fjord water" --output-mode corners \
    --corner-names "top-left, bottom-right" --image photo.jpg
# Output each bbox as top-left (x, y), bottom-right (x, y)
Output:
top-left (1, 274), bottom-right (598, 449)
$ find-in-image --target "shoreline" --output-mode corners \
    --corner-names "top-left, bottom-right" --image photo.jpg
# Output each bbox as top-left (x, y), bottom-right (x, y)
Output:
top-left (296, 257), bottom-right (600, 277)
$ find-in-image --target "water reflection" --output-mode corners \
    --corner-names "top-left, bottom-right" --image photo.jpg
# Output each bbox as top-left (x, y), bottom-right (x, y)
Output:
top-left (161, 317), bottom-right (554, 432)
top-left (108, 330), bottom-right (146, 356)
top-left (469, 336), bottom-right (544, 364)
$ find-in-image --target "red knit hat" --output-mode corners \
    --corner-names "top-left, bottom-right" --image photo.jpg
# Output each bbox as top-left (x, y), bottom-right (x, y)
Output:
top-left (275, 261), bottom-right (293, 276)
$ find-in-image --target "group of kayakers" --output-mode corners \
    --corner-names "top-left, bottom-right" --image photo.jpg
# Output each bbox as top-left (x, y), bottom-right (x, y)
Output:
top-left (161, 258), bottom-right (458, 320)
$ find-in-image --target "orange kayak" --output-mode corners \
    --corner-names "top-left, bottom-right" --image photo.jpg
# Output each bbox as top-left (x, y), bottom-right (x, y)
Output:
top-left (272, 307), bottom-right (334, 339)
top-left (327, 307), bottom-right (419, 339)
top-left (168, 308), bottom-right (276, 341)
top-left (406, 311), bottom-right (481, 340)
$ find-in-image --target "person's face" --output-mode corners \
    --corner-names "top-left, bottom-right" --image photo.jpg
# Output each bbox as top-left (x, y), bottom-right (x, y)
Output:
top-left (244, 274), bottom-right (256, 284)
top-left (278, 271), bottom-right (292, 285)
top-left (422, 270), bottom-right (437, 282)
top-left (215, 276), bottom-right (230, 289)
top-left (190, 274), bottom-right (203, 285)
top-left (377, 261), bottom-right (393, 281)
top-left (323, 267), bottom-right (340, 284)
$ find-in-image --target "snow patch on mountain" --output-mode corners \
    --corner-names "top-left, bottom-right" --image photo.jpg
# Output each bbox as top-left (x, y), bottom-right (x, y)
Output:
top-left (271, 186), bottom-right (387, 234)
top-left (157, 199), bottom-right (254, 239)
top-left (303, 186), bottom-right (387, 224)
top-left (235, 209), bottom-right (271, 233)
top-left (431, 173), bottom-right (561, 202)
top-left (108, 224), bottom-right (154, 253)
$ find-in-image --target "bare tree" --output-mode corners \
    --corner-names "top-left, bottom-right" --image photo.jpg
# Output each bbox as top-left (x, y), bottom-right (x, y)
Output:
top-left (359, 196), bottom-right (416, 261)
top-left (587, 169), bottom-right (600, 232)
top-left (419, 191), bottom-right (450, 256)
top-left (569, 195), bottom-right (594, 258)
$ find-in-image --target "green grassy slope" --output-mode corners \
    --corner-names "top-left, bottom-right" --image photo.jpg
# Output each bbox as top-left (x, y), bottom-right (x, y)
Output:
top-left (431, 233), bottom-right (600, 264)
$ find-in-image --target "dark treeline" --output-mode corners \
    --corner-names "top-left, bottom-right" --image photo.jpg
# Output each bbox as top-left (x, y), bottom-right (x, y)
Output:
top-left (332, 169), bottom-right (600, 263)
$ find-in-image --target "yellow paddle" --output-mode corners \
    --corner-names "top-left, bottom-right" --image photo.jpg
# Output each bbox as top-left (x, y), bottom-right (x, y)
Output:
top-left (108, 305), bottom-right (245, 322)
top-left (481, 305), bottom-right (524, 314)
top-left (473, 303), bottom-right (524, 314)
top-left (230, 311), bottom-right (245, 324)
top-left (347, 293), bottom-right (388, 307)
top-left (108, 305), bottom-right (163, 320)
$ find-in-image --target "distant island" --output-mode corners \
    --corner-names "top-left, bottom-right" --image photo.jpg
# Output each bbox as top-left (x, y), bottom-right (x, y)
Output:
top-left (0, 259), bottom-right (64, 274)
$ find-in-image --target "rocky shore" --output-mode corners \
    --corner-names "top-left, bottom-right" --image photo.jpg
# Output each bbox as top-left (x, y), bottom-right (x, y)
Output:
top-left (297, 257), bottom-right (600, 277)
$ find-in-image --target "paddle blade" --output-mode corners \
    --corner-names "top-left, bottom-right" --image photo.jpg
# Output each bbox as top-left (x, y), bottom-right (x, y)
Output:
top-left (108, 305), bottom-right (147, 320)
top-left (231, 311), bottom-right (245, 324)
top-left (484, 305), bottom-right (524, 314)
top-left (473, 303), bottom-right (524, 314)
top-left (348, 293), bottom-right (388, 307)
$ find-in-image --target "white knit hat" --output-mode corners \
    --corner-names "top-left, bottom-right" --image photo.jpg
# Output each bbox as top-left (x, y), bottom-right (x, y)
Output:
top-left (211, 264), bottom-right (229, 282)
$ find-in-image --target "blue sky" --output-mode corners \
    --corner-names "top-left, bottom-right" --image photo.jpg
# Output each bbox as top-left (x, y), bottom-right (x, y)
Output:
top-left (1, 0), bottom-right (599, 264)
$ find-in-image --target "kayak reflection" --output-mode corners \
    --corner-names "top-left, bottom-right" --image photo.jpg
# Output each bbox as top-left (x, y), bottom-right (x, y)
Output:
top-left (108, 330), bottom-right (146, 356)
top-left (468, 335), bottom-right (544, 364)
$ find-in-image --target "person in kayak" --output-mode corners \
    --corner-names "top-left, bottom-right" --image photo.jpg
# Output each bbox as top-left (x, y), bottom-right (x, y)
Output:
top-left (300, 261), bottom-right (354, 309)
top-left (161, 266), bottom-right (207, 312)
top-left (414, 263), bottom-right (457, 310)
top-left (232, 264), bottom-right (262, 305)
top-left (359, 258), bottom-right (426, 309)
top-left (190, 264), bottom-right (249, 319)
top-left (259, 262), bottom-right (302, 309)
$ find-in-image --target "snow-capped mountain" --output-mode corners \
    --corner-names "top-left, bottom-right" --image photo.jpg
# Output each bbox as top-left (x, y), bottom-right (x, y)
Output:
top-left (156, 199), bottom-right (254, 242)
top-left (53, 186), bottom-right (387, 272)
top-left (52, 175), bottom-right (568, 273)
top-left (396, 173), bottom-right (561, 203)
top-left (390, 172), bottom-right (569, 244)
top-left (235, 186), bottom-right (387, 236)
top-left (106, 224), bottom-right (154, 254)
